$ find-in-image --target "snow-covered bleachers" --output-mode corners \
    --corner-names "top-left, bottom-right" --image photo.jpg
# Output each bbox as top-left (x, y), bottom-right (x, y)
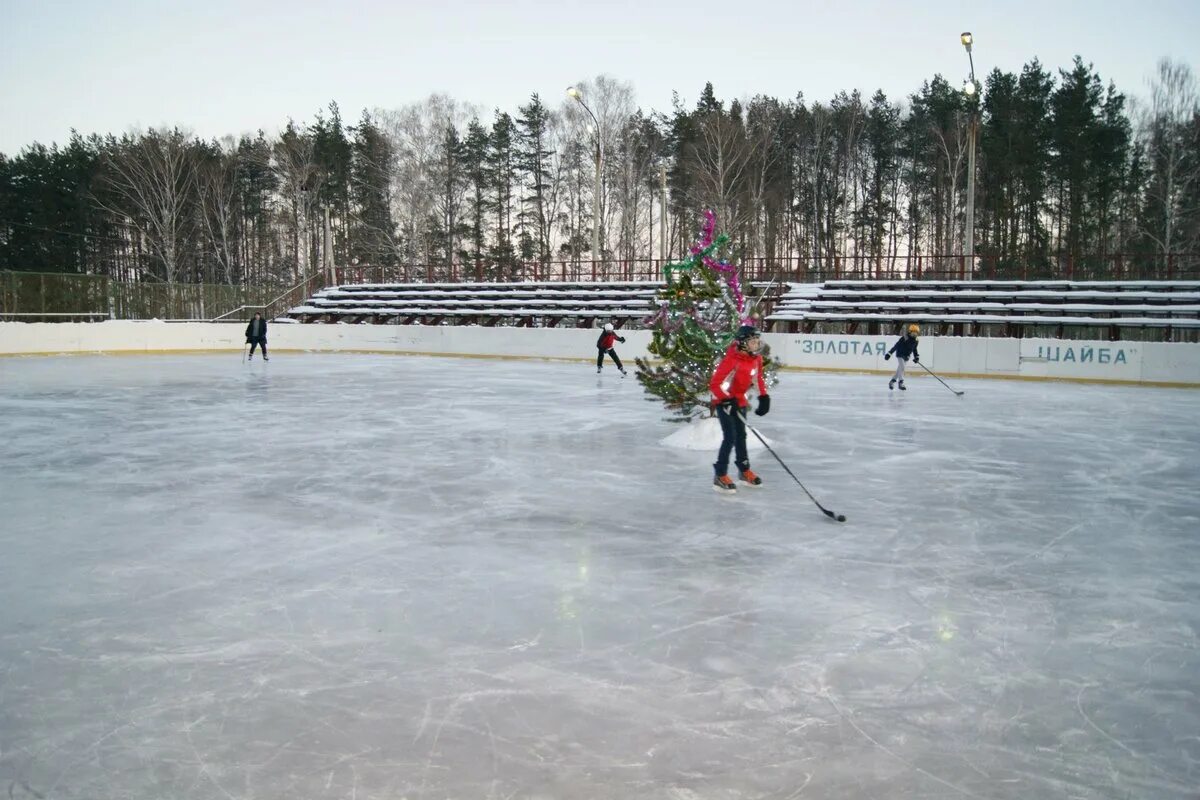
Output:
top-left (285, 279), bottom-right (1200, 340)
top-left (285, 281), bottom-right (664, 327)
top-left (768, 280), bottom-right (1200, 340)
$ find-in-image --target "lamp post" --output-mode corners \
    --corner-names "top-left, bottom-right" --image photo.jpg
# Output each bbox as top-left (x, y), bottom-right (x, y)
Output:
top-left (961, 32), bottom-right (978, 278)
top-left (567, 86), bottom-right (603, 269)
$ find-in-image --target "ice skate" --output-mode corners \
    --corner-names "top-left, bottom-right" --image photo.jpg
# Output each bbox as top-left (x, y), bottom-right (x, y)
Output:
top-left (738, 468), bottom-right (762, 487)
top-left (713, 474), bottom-right (737, 493)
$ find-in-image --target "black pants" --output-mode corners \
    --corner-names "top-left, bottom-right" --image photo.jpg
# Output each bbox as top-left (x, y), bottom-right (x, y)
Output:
top-left (714, 402), bottom-right (749, 476)
top-left (597, 348), bottom-right (623, 370)
top-left (248, 339), bottom-right (267, 357)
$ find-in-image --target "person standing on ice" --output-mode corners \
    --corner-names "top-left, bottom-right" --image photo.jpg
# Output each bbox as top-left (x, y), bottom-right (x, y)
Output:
top-left (709, 325), bottom-right (770, 493)
top-left (884, 323), bottom-right (920, 390)
top-left (596, 323), bottom-right (627, 375)
top-left (245, 312), bottom-right (269, 361)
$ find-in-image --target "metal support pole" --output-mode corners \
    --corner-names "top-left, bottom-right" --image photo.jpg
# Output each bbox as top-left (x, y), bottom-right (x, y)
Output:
top-left (961, 32), bottom-right (979, 281)
top-left (567, 87), bottom-right (603, 273)
top-left (323, 205), bottom-right (334, 285)
top-left (593, 140), bottom-right (602, 271)
top-left (965, 115), bottom-right (976, 278)
top-left (659, 164), bottom-right (668, 262)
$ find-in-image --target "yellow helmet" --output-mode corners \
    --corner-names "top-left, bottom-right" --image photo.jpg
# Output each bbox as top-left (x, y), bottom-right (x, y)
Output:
top-left (907, 324), bottom-right (920, 335)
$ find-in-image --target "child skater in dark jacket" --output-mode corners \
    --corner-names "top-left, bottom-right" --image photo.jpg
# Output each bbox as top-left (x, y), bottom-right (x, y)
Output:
top-left (245, 312), bottom-right (269, 361)
top-left (884, 324), bottom-right (920, 390)
top-left (596, 323), bottom-right (627, 375)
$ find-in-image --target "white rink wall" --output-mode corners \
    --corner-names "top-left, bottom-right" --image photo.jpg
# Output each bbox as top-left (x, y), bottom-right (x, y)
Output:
top-left (766, 334), bottom-right (1200, 386)
top-left (2, 321), bottom-right (1198, 386)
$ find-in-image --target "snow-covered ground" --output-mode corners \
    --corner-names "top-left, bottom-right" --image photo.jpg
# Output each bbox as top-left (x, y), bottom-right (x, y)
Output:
top-left (1, 353), bottom-right (1197, 799)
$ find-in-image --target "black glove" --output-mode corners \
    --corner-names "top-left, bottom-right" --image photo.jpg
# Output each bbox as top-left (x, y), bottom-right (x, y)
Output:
top-left (913, 355), bottom-right (919, 364)
top-left (717, 398), bottom-right (737, 415)
top-left (884, 353), bottom-right (891, 361)
top-left (618, 336), bottom-right (626, 343)
top-left (755, 395), bottom-right (770, 416)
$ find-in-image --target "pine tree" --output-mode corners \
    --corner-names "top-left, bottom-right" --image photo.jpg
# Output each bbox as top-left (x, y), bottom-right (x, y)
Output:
top-left (516, 93), bottom-right (555, 262)
top-left (635, 210), bottom-right (777, 422)
top-left (487, 111), bottom-right (517, 275)
top-left (312, 102), bottom-right (353, 265)
top-left (1051, 57), bottom-right (1104, 264)
top-left (431, 122), bottom-right (467, 269)
top-left (461, 120), bottom-right (491, 275)
top-left (235, 132), bottom-right (278, 284)
top-left (858, 90), bottom-right (900, 265)
top-left (349, 111), bottom-right (396, 268)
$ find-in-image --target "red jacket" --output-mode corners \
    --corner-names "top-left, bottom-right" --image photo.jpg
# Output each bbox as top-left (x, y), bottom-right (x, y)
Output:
top-left (710, 346), bottom-right (767, 408)
top-left (597, 331), bottom-right (621, 350)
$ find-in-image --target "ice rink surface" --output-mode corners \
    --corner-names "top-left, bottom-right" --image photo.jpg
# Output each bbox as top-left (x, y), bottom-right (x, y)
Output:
top-left (0, 353), bottom-right (1197, 799)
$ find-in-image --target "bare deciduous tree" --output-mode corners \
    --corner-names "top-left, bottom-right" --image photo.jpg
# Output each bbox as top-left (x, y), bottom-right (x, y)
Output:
top-left (562, 75), bottom-right (636, 267)
top-left (272, 122), bottom-right (322, 282)
top-left (377, 95), bottom-right (479, 274)
top-left (1140, 59), bottom-right (1200, 263)
top-left (197, 137), bottom-right (241, 285)
top-left (930, 113), bottom-right (970, 260)
top-left (690, 111), bottom-right (753, 243)
top-left (95, 128), bottom-right (198, 283)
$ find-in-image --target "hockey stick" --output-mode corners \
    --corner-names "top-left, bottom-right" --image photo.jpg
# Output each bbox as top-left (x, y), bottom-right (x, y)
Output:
top-left (740, 411), bottom-right (846, 522)
top-left (916, 361), bottom-right (964, 395)
top-left (242, 343), bottom-right (248, 364)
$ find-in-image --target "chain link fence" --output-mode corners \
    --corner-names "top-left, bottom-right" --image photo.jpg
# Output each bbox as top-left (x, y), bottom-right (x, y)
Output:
top-left (1, 272), bottom-right (284, 321)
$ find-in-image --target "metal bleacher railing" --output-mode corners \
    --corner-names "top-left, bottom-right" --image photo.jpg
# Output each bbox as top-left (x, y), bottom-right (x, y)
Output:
top-left (768, 280), bottom-right (1200, 342)
top-left (332, 252), bottom-right (1200, 285)
top-left (4, 252), bottom-right (1199, 329)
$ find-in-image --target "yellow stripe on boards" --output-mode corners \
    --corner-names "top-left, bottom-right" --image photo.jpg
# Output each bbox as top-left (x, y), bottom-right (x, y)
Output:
top-left (774, 363), bottom-right (1200, 388)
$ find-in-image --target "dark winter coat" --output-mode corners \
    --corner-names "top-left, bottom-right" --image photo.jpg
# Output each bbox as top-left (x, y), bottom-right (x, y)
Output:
top-left (888, 334), bottom-right (919, 361)
top-left (245, 318), bottom-right (268, 342)
top-left (710, 346), bottom-right (768, 408)
top-left (597, 331), bottom-right (624, 351)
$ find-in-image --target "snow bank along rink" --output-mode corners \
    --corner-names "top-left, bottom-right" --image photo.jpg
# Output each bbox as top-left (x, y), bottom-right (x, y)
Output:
top-left (0, 352), bottom-right (1197, 799)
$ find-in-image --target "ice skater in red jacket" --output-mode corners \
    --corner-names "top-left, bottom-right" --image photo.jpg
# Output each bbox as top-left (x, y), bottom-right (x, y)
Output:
top-left (596, 323), bottom-right (627, 376)
top-left (709, 325), bottom-right (770, 492)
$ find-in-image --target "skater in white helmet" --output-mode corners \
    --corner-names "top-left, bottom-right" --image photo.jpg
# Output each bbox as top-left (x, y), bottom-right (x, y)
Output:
top-left (595, 322), bottom-right (627, 375)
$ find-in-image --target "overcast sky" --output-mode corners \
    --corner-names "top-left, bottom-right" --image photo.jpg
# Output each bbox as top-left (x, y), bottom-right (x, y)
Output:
top-left (2, 0), bottom-right (1197, 155)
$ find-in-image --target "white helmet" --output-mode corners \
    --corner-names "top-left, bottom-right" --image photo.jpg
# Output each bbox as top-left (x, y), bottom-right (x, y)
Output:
top-left (604, 323), bottom-right (614, 331)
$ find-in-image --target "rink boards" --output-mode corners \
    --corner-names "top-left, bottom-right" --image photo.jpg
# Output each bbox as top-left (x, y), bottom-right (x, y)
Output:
top-left (1, 321), bottom-right (1198, 387)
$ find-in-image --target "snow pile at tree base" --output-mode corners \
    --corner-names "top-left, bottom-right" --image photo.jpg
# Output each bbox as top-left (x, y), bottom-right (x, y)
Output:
top-left (660, 416), bottom-right (770, 450)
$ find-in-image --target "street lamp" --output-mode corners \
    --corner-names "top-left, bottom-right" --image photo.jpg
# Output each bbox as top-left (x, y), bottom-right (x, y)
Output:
top-left (961, 32), bottom-right (978, 278)
top-left (567, 86), bottom-right (603, 269)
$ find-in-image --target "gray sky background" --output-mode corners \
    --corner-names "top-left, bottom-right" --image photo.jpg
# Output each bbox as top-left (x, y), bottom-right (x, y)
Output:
top-left (2, 0), bottom-right (1197, 155)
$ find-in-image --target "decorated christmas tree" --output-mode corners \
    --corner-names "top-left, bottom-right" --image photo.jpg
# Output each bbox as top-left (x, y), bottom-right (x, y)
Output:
top-left (635, 210), bottom-right (779, 422)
